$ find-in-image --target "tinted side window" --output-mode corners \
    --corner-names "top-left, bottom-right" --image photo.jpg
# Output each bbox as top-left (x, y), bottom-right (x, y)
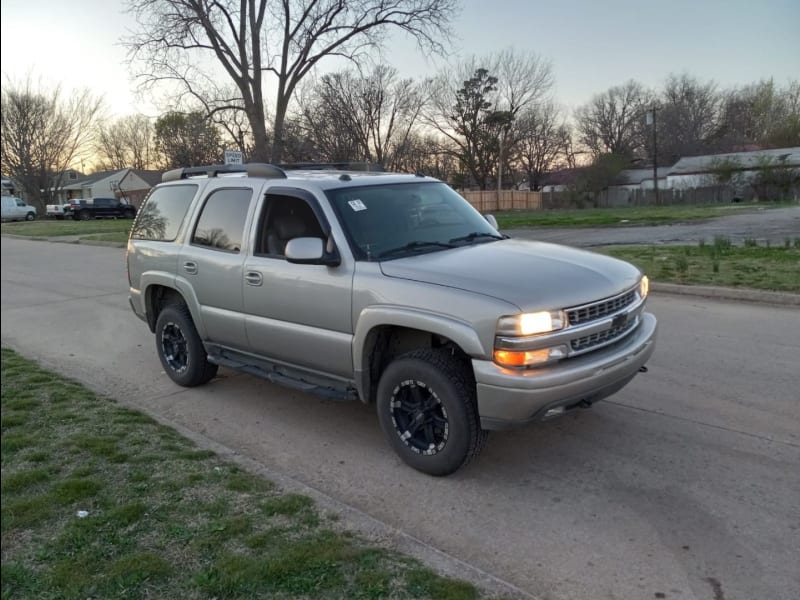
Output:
top-left (94, 198), bottom-right (111, 207)
top-left (131, 184), bottom-right (197, 241)
top-left (191, 188), bottom-right (252, 253)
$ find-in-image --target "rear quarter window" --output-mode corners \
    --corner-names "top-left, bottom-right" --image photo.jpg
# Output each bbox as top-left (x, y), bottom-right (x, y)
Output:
top-left (190, 188), bottom-right (253, 252)
top-left (131, 184), bottom-right (197, 241)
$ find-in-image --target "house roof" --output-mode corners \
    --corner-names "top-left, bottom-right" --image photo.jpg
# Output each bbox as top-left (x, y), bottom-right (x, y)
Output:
top-left (61, 169), bottom-right (127, 191)
top-left (540, 167), bottom-right (590, 186)
top-left (668, 147), bottom-right (800, 176)
top-left (128, 169), bottom-right (164, 187)
top-left (613, 167), bottom-right (671, 186)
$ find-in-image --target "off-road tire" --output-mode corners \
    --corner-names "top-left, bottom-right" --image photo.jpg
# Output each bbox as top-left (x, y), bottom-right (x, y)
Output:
top-left (376, 348), bottom-right (488, 476)
top-left (155, 303), bottom-right (218, 387)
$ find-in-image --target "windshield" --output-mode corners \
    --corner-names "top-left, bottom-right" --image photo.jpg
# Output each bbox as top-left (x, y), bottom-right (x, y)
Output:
top-left (327, 182), bottom-right (501, 261)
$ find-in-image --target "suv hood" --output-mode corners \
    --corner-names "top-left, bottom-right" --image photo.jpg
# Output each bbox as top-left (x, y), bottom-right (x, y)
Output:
top-left (379, 239), bottom-right (642, 311)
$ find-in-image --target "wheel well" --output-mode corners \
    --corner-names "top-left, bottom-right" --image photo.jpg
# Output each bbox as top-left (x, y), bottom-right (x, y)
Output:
top-left (360, 325), bottom-right (472, 404)
top-left (145, 285), bottom-right (185, 332)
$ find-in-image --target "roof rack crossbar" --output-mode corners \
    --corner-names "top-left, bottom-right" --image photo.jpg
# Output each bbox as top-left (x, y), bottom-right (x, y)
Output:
top-left (162, 162), bottom-right (287, 182)
top-left (277, 162), bottom-right (384, 172)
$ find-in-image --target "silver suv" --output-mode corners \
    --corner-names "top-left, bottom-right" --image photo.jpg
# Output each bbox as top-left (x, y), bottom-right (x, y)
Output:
top-left (127, 163), bottom-right (657, 476)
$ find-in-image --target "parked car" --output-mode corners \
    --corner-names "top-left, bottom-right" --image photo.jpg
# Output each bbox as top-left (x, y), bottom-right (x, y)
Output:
top-left (1, 197), bottom-right (37, 222)
top-left (46, 202), bottom-right (74, 220)
top-left (127, 162), bottom-right (657, 476)
top-left (71, 198), bottom-right (137, 220)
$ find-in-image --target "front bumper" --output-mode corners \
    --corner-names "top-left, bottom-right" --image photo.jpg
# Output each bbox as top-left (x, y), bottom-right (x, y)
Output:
top-left (474, 312), bottom-right (657, 429)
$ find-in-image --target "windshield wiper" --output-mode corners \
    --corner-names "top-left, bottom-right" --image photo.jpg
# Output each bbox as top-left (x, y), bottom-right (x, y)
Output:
top-left (378, 240), bottom-right (456, 259)
top-left (448, 231), bottom-right (506, 245)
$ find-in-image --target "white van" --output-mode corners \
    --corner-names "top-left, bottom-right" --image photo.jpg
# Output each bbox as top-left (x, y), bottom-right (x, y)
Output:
top-left (1, 197), bottom-right (37, 222)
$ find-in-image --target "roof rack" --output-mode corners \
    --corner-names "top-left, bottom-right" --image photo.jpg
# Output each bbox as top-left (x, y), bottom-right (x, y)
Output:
top-left (278, 162), bottom-right (384, 172)
top-left (162, 163), bottom-right (287, 183)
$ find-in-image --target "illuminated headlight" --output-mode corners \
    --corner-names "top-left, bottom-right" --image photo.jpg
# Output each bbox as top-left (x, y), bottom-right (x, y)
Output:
top-left (640, 275), bottom-right (650, 298)
top-left (497, 310), bottom-right (566, 337)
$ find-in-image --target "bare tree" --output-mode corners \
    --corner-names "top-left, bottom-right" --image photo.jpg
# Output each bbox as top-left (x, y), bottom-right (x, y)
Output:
top-left (424, 49), bottom-right (554, 189)
top-left (1, 77), bottom-right (103, 212)
top-left (295, 79), bottom-right (362, 162)
top-left (297, 65), bottom-right (425, 169)
top-left (125, 0), bottom-right (457, 163)
top-left (96, 114), bottom-right (156, 170)
top-left (393, 131), bottom-right (458, 180)
top-left (716, 78), bottom-right (800, 149)
top-left (154, 111), bottom-right (223, 168)
top-left (654, 73), bottom-right (720, 163)
top-left (513, 101), bottom-right (571, 190)
top-left (574, 80), bottom-right (652, 159)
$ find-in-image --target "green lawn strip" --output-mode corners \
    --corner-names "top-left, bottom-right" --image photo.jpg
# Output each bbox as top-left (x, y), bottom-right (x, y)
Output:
top-left (494, 203), bottom-right (787, 229)
top-left (1, 219), bottom-right (133, 238)
top-left (1, 348), bottom-right (486, 600)
top-left (600, 239), bottom-right (800, 292)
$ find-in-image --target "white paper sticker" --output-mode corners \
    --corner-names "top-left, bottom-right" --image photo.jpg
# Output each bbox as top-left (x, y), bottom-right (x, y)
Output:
top-left (348, 199), bottom-right (367, 211)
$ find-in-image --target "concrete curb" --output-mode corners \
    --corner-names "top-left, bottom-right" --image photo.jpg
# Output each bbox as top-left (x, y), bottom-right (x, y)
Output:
top-left (1, 233), bottom-right (126, 248)
top-left (652, 282), bottom-right (800, 307)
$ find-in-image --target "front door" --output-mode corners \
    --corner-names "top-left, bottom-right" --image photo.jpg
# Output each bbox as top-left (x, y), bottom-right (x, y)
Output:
top-left (243, 191), bottom-right (354, 378)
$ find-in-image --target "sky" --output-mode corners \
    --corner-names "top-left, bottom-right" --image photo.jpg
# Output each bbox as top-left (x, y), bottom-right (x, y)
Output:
top-left (1, 0), bottom-right (798, 119)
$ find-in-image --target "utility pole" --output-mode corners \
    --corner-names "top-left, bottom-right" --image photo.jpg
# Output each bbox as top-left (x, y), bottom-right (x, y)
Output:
top-left (648, 106), bottom-right (659, 204)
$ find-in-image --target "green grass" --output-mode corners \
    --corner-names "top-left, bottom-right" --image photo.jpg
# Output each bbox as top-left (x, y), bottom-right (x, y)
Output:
top-left (602, 239), bottom-right (800, 292)
top-left (0, 219), bottom-right (133, 238)
top-left (0, 348), bottom-right (489, 600)
top-left (494, 203), bottom-right (784, 228)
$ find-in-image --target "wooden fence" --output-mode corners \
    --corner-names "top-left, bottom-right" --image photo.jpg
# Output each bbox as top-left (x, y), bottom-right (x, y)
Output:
top-left (460, 190), bottom-right (543, 211)
top-left (459, 184), bottom-right (797, 212)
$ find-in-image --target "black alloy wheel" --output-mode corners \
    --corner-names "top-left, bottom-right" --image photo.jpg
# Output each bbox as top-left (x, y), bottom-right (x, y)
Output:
top-left (155, 303), bottom-right (218, 387)
top-left (160, 321), bottom-right (189, 374)
top-left (376, 348), bottom-right (487, 476)
top-left (389, 380), bottom-right (449, 456)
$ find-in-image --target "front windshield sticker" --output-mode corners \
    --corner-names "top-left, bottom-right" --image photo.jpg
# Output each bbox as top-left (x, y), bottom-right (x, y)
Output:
top-left (348, 199), bottom-right (367, 211)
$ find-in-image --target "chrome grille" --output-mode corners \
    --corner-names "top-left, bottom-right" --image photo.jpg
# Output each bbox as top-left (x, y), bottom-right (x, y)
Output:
top-left (567, 289), bottom-right (637, 326)
top-left (570, 317), bottom-right (638, 353)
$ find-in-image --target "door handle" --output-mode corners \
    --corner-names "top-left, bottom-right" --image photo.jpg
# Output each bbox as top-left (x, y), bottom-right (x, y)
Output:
top-left (244, 271), bottom-right (263, 286)
top-left (183, 261), bottom-right (198, 275)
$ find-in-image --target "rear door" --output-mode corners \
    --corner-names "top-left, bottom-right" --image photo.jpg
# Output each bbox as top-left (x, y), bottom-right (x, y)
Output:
top-left (177, 185), bottom-right (257, 349)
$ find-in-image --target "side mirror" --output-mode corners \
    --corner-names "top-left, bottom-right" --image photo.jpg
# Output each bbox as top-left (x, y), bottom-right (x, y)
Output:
top-left (285, 237), bottom-right (340, 266)
top-left (484, 214), bottom-right (499, 230)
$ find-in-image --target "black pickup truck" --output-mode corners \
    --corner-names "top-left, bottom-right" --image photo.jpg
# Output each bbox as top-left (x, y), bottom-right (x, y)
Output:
top-left (70, 198), bottom-right (137, 220)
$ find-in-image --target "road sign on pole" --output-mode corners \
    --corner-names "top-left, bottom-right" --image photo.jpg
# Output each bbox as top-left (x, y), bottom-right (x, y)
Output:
top-left (224, 150), bottom-right (243, 165)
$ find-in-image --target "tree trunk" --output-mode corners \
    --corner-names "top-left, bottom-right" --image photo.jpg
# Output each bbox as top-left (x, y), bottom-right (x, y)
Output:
top-left (246, 101), bottom-right (270, 163)
top-left (271, 93), bottom-right (289, 164)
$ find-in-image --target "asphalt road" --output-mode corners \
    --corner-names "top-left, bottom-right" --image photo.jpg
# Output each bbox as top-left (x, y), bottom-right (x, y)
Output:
top-left (2, 236), bottom-right (799, 600)
top-left (505, 205), bottom-right (800, 247)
